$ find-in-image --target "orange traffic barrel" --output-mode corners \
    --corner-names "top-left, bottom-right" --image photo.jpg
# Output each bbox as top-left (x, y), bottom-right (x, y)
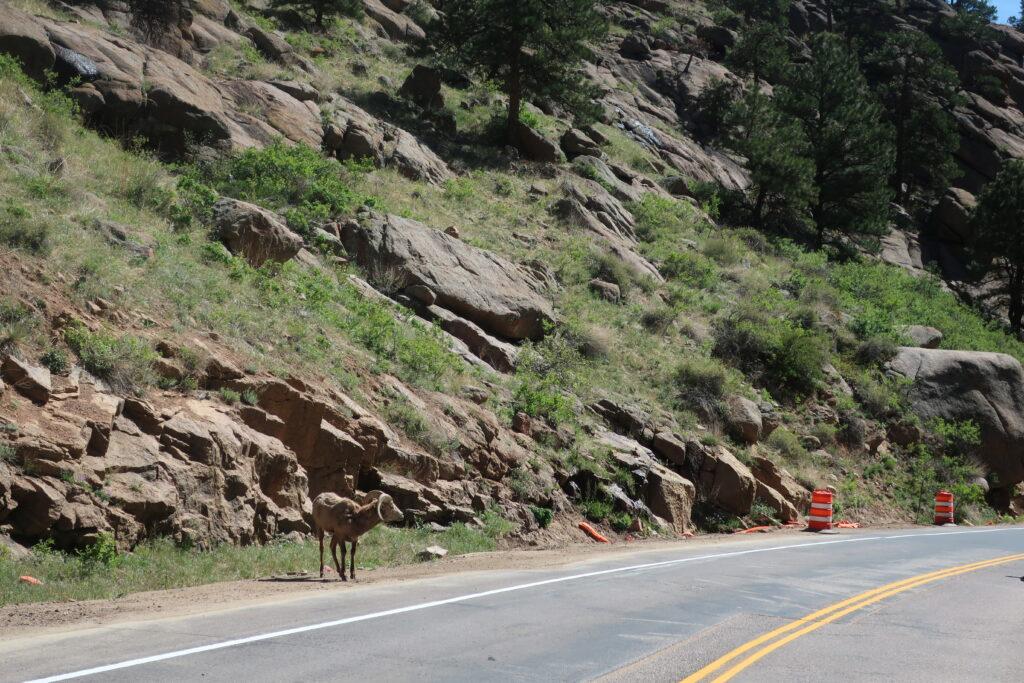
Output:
top-left (934, 490), bottom-right (955, 525)
top-left (808, 489), bottom-right (834, 531)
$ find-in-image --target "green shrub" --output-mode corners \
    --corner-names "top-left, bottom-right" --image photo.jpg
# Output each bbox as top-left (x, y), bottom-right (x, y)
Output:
top-left (0, 442), bottom-right (16, 463)
top-left (512, 330), bottom-right (585, 425)
top-left (660, 251), bottom-right (719, 289)
top-left (218, 388), bottom-right (242, 405)
top-left (192, 141), bottom-right (370, 236)
top-left (767, 427), bottom-right (809, 461)
top-left (830, 261), bottom-right (1024, 360)
top-left (530, 505), bottom-right (553, 528)
top-left (749, 501), bottom-right (780, 525)
top-left (855, 335), bottom-right (898, 366)
top-left (702, 236), bottom-right (745, 266)
top-left (64, 326), bottom-right (157, 395)
top-left (713, 308), bottom-right (828, 396)
top-left (39, 347), bottom-right (69, 375)
top-left (639, 305), bottom-right (676, 334)
top-left (580, 497), bottom-right (613, 522)
top-left (78, 532), bottom-right (119, 568)
top-left (673, 355), bottom-right (728, 415)
top-left (630, 194), bottom-right (699, 243)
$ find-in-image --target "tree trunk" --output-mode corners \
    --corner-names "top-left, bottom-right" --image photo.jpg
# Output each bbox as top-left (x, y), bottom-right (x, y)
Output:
top-left (752, 188), bottom-right (767, 228)
top-left (1011, 267), bottom-right (1024, 337)
top-left (505, 47), bottom-right (523, 147)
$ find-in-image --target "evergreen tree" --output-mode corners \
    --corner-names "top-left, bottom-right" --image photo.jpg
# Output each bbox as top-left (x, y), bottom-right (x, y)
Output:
top-left (968, 160), bottom-right (1024, 335)
top-left (725, 90), bottom-right (815, 229)
top-left (866, 30), bottom-right (961, 204)
top-left (781, 34), bottom-right (894, 249)
top-left (435, 0), bottom-right (607, 144)
top-left (726, 20), bottom-right (791, 84)
top-left (269, 0), bottom-right (362, 27)
top-left (942, 0), bottom-right (997, 70)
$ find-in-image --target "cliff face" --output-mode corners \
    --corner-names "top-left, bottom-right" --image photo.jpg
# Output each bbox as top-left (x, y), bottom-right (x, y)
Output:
top-left (2, 0), bottom-right (1024, 556)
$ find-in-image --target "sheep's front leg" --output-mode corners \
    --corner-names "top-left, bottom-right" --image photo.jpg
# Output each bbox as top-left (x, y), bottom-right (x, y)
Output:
top-left (350, 538), bottom-right (358, 581)
top-left (330, 536), bottom-right (344, 580)
top-left (318, 529), bottom-right (325, 578)
top-left (339, 540), bottom-right (348, 582)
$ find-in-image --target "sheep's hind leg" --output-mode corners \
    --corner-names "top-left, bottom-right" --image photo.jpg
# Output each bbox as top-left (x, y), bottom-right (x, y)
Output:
top-left (330, 536), bottom-right (345, 581)
top-left (350, 539), bottom-right (357, 581)
top-left (338, 540), bottom-right (348, 582)
top-left (318, 529), bottom-right (325, 578)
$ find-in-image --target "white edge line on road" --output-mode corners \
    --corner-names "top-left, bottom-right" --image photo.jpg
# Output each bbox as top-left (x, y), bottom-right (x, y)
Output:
top-left (24, 527), bottom-right (1024, 682)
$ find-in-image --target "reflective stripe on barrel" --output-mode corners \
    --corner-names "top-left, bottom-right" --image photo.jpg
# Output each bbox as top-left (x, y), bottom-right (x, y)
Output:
top-left (808, 489), bottom-right (833, 530)
top-left (934, 490), bottom-right (955, 525)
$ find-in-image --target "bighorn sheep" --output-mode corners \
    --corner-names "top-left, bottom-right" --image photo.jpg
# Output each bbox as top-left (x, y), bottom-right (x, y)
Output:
top-left (313, 490), bottom-right (404, 580)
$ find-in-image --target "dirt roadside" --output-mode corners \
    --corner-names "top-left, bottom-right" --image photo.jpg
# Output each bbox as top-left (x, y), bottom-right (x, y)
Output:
top-left (1, 529), bottom-right (828, 639)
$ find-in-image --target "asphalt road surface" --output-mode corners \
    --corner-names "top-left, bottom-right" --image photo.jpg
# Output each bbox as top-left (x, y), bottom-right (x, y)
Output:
top-left (3, 526), bottom-right (1023, 682)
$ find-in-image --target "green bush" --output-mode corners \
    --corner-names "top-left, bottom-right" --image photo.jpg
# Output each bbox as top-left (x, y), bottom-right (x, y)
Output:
top-left (530, 505), bottom-right (553, 528)
top-left (830, 260), bottom-right (1024, 360)
top-left (767, 427), bottom-right (809, 461)
top-left (673, 355), bottom-right (728, 415)
top-left (64, 326), bottom-right (157, 395)
top-left (40, 347), bottom-right (69, 375)
top-left (854, 335), bottom-right (898, 366)
top-left (191, 141), bottom-right (370, 236)
top-left (660, 251), bottom-right (719, 289)
top-left (630, 194), bottom-right (699, 243)
top-left (713, 307), bottom-right (828, 396)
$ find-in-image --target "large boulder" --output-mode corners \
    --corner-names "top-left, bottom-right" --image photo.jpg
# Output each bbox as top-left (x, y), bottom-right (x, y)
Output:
top-left (0, 5), bottom-right (55, 80)
top-left (213, 198), bottom-right (304, 267)
top-left (0, 6), bottom-right (319, 154)
top-left (750, 456), bottom-right (811, 511)
top-left (726, 396), bottom-right (762, 444)
top-left (340, 212), bottom-right (555, 340)
top-left (688, 443), bottom-right (756, 515)
top-left (399, 64), bottom-right (444, 110)
top-left (889, 347), bottom-right (1024, 486)
top-left (512, 123), bottom-right (564, 163)
top-left (929, 187), bottom-right (976, 244)
top-left (1, 356), bottom-right (51, 405)
top-left (322, 97), bottom-right (453, 184)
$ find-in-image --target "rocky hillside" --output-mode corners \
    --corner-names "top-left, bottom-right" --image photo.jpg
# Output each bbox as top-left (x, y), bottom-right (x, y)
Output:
top-left (2, 0), bottom-right (1024, 561)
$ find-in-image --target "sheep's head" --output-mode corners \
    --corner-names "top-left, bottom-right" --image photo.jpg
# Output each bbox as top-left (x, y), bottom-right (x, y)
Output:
top-left (365, 491), bottom-right (404, 524)
top-left (376, 493), bottom-right (404, 523)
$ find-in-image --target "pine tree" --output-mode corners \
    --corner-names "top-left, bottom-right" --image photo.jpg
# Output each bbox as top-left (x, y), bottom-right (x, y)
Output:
top-left (781, 34), bottom-right (894, 250)
top-left (726, 20), bottom-right (791, 84)
top-left (968, 160), bottom-right (1024, 335)
top-left (725, 90), bottom-right (815, 229)
top-left (435, 0), bottom-right (607, 144)
top-left (866, 30), bottom-right (960, 204)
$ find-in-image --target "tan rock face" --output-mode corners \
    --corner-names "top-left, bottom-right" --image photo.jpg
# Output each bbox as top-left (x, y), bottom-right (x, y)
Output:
top-left (213, 198), bottom-right (304, 267)
top-left (750, 456), bottom-right (811, 512)
top-left (341, 212), bottom-right (555, 341)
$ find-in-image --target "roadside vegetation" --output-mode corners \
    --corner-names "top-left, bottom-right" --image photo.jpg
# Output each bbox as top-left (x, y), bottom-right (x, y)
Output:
top-left (1, 512), bottom-right (514, 606)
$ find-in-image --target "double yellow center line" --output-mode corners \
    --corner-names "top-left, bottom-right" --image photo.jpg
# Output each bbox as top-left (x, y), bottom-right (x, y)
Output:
top-left (681, 553), bottom-right (1024, 683)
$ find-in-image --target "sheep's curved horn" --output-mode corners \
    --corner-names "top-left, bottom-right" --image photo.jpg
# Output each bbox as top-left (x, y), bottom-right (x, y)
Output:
top-left (376, 494), bottom-right (387, 521)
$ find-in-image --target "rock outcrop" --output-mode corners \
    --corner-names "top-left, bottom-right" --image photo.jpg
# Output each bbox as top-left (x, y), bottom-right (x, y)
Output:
top-left (341, 211), bottom-right (555, 341)
top-left (213, 198), bottom-right (304, 267)
top-left (889, 347), bottom-right (1024, 486)
top-left (322, 97), bottom-right (453, 184)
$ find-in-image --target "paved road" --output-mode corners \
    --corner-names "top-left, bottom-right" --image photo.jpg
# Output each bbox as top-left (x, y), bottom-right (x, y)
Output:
top-left (2, 526), bottom-right (1023, 682)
